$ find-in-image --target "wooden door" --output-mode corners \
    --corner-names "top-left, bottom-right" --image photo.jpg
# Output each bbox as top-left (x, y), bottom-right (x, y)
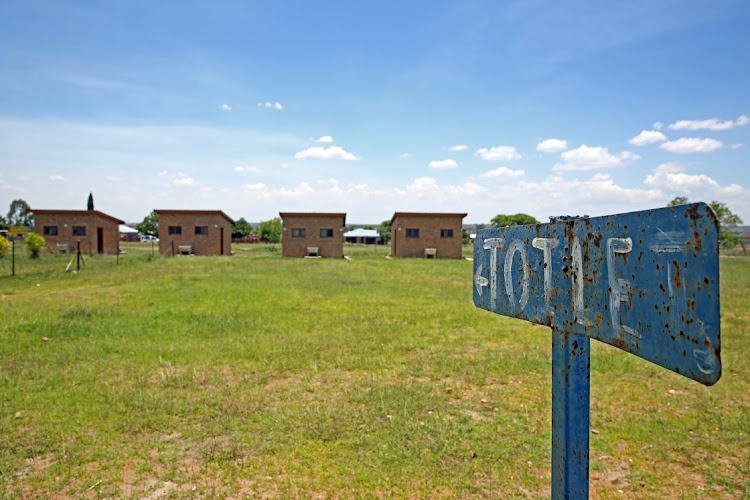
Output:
top-left (97, 227), bottom-right (104, 254)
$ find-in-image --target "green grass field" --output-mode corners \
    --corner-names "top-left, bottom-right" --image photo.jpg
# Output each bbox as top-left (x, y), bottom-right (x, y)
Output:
top-left (1, 243), bottom-right (748, 499)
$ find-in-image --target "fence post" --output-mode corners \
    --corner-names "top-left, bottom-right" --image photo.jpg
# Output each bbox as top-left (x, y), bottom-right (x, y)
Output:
top-left (171, 240), bottom-right (174, 257)
top-left (11, 238), bottom-right (15, 276)
top-left (77, 240), bottom-right (81, 271)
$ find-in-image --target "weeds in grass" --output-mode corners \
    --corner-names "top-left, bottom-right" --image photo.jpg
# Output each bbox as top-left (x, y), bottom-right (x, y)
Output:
top-left (0, 244), bottom-right (747, 498)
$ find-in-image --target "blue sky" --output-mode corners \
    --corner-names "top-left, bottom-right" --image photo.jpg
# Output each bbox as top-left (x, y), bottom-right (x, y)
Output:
top-left (1, 0), bottom-right (748, 224)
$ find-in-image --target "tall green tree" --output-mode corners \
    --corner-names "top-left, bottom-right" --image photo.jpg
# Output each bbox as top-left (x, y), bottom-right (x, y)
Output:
top-left (232, 217), bottom-right (253, 238)
top-left (7, 199), bottom-right (33, 228)
top-left (136, 211), bottom-right (159, 236)
top-left (87, 192), bottom-right (94, 210)
top-left (667, 196), bottom-right (689, 207)
top-left (258, 217), bottom-right (281, 243)
top-left (0, 214), bottom-right (8, 230)
top-left (490, 213), bottom-right (539, 228)
top-left (378, 220), bottom-right (391, 243)
top-left (668, 197), bottom-right (743, 249)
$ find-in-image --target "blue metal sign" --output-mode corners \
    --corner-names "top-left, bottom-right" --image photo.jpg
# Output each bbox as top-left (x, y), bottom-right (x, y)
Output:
top-left (474, 203), bottom-right (721, 385)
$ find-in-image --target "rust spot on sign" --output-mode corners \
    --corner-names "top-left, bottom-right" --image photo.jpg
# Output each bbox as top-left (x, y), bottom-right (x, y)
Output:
top-left (692, 230), bottom-right (702, 251)
top-left (672, 260), bottom-right (682, 290)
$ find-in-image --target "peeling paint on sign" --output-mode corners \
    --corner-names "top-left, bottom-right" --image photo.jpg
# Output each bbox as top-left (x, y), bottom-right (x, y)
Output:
top-left (473, 203), bottom-right (721, 385)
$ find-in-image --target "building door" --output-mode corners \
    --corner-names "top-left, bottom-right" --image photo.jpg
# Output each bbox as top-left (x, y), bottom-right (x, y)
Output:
top-left (220, 227), bottom-right (224, 255)
top-left (97, 227), bottom-right (104, 254)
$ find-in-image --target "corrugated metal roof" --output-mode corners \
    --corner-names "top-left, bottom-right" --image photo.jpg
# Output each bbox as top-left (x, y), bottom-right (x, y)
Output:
top-left (279, 212), bottom-right (346, 225)
top-left (154, 209), bottom-right (235, 224)
top-left (390, 212), bottom-right (467, 225)
top-left (31, 209), bottom-right (125, 224)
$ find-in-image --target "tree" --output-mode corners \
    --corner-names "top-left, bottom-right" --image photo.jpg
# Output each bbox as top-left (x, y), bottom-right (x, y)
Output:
top-left (7, 199), bottom-right (33, 228)
top-left (258, 217), bottom-right (281, 243)
top-left (26, 233), bottom-right (46, 258)
top-left (667, 197), bottom-right (743, 249)
top-left (0, 214), bottom-right (8, 231)
top-left (490, 213), bottom-right (539, 228)
top-left (136, 211), bottom-right (159, 236)
top-left (0, 236), bottom-right (9, 258)
top-left (232, 217), bottom-right (253, 239)
top-left (87, 192), bottom-right (94, 210)
top-left (667, 196), bottom-right (688, 207)
top-left (378, 220), bottom-right (391, 243)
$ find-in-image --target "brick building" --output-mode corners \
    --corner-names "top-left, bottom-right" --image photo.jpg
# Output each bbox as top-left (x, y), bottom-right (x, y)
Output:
top-left (390, 212), bottom-right (467, 259)
top-left (31, 209), bottom-right (124, 255)
top-left (279, 212), bottom-right (346, 258)
top-left (155, 210), bottom-right (234, 256)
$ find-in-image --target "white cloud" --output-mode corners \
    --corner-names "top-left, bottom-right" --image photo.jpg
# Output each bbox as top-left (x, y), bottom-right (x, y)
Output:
top-left (644, 163), bottom-right (748, 204)
top-left (536, 138), bottom-right (568, 153)
top-left (448, 144), bottom-right (468, 151)
top-left (220, 103), bottom-right (231, 111)
top-left (668, 115), bottom-right (748, 131)
top-left (241, 183), bottom-right (267, 191)
top-left (399, 177), bottom-right (485, 201)
top-left (644, 163), bottom-right (718, 190)
top-left (475, 146), bottom-right (521, 161)
top-left (294, 146), bottom-right (359, 160)
top-left (258, 101), bottom-right (284, 110)
top-left (629, 130), bottom-right (667, 146)
top-left (105, 176), bottom-right (123, 181)
top-left (158, 171), bottom-right (168, 178)
top-left (480, 167), bottom-right (525, 179)
top-left (50, 175), bottom-right (65, 181)
top-left (398, 152), bottom-right (412, 159)
top-left (659, 137), bottom-right (722, 153)
top-left (173, 178), bottom-right (196, 186)
top-left (173, 173), bottom-right (197, 186)
top-left (235, 166), bottom-right (262, 174)
top-left (653, 122), bottom-right (663, 130)
top-left (730, 143), bottom-right (744, 149)
top-left (314, 135), bottom-right (334, 143)
top-left (552, 145), bottom-right (640, 171)
top-left (428, 159), bottom-right (458, 169)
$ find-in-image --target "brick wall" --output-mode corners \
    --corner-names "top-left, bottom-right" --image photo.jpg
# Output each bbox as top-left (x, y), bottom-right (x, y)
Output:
top-left (157, 212), bottom-right (232, 256)
top-left (33, 212), bottom-right (121, 255)
top-left (391, 214), bottom-right (465, 258)
top-left (280, 214), bottom-right (345, 258)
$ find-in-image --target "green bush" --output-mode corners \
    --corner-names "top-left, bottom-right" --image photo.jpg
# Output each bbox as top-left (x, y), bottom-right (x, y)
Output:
top-left (25, 233), bottom-right (46, 259)
top-left (0, 236), bottom-right (8, 258)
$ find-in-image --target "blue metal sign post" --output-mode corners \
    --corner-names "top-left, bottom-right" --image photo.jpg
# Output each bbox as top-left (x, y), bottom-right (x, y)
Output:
top-left (473, 203), bottom-right (721, 499)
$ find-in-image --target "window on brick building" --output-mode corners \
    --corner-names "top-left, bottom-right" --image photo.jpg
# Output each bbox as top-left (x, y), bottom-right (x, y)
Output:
top-left (292, 228), bottom-right (306, 237)
top-left (72, 226), bottom-right (86, 236)
top-left (406, 228), bottom-right (419, 238)
top-left (168, 226), bottom-right (182, 235)
top-left (195, 226), bottom-right (208, 235)
top-left (44, 226), bottom-right (58, 235)
top-left (320, 228), bottom-right (333, 238)
top-left (440, 229), bottom-right (453, 238)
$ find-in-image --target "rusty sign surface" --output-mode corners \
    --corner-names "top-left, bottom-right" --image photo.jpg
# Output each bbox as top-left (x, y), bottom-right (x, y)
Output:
top-left (473, 203), bottom-right (721, 385)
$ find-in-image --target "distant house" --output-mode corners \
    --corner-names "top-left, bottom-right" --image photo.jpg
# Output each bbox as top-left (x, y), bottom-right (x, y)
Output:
top-left (155, 210), bottom-right (234, 256)
top-left (31, 209), bottom-right (124, 255)
top-left (344, 228), bottom-right (381, 245)
top-left (390, 212), bottom-right (467, 259)
top-left (119, 224), bottom-right (139, 242)
top-left (279, 212), bottom-right (346, 258)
